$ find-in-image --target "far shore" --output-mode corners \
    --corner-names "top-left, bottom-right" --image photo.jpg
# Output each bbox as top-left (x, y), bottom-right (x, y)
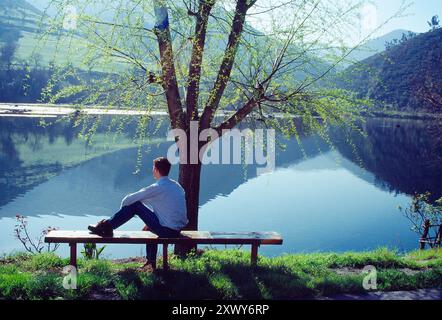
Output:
top-left (1, 102), bottom-right (440, 120)
top-left (0, 102), bottom-right (168, 117)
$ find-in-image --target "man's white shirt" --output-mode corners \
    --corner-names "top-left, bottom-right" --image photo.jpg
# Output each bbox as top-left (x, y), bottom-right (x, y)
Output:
top-left (121, 176), bottom-right (188, 230)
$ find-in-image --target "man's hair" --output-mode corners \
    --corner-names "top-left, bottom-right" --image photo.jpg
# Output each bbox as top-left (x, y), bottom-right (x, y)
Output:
top-left (153, 157), bottom-right (171, 176)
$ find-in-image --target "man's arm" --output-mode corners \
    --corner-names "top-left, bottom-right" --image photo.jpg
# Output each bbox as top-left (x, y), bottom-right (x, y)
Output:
top-left (120, 184), bottom-right (160, 208)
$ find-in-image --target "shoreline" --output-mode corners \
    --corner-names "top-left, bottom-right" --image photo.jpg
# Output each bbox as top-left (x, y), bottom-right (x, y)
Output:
top-left (1, 103), bottom-right (440, 120)
top-left (365, 110), bottom-right (442, 121)
top-left (0, 102), bottom-right (169, 117)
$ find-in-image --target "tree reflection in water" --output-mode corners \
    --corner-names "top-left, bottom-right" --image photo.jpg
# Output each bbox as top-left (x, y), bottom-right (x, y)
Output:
top-left (1, 115), bottom-right (441, 212)
top-left (330, 118), bottom-right (442, 203)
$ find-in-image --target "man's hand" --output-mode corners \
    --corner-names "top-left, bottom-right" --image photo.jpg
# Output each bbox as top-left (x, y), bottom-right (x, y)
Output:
top-left (142, 225), bottom-right (149, 231)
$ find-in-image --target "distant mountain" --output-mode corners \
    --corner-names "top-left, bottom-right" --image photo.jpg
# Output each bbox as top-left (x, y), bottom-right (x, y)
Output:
top-left (0, 2), bottom-right (44, 39)
top-left (347, 29), bottom-right (414, 62)
top-left (341, 28), bottom-right (442, 113)
top-left (0, 0), bottom-right (56, 66)
top-left (0, 0), bottom-right (91, 103)
top-left (0, 0), bottom-right (42, 16)
top-left (1, 0), bottom-right (332, 105)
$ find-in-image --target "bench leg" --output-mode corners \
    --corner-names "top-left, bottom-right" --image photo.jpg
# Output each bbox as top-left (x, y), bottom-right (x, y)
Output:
top-left (163, 243), bottom-right (169, 270)
top-left (251, 244), bottom-right (259, 267)
top-left (69, 243), bottom-right (77, 269)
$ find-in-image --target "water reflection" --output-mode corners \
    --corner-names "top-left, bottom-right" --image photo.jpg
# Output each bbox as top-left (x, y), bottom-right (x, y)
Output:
top-left (0, 116), bottom-right (169, 207)
top-left (0, 115), bottom-right (441, 256)
top-left (331, 118), bottom-right (442, 202)
top-left (1, 116), bottom-right (441, 215)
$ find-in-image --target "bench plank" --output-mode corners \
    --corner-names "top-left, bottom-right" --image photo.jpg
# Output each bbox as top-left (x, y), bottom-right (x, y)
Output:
top-left (45, 230), bottom-right (283, 270)
top-left (45, 230), bottom-right (283, 245)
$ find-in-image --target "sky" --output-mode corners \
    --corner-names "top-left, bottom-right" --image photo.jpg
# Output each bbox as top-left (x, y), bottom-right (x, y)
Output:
top-left (371, 0), bottom-right (441, 36)
top-left (28, 0), bottom-right (441, 40)
top-left (241, 0), bottom-right (441, 46)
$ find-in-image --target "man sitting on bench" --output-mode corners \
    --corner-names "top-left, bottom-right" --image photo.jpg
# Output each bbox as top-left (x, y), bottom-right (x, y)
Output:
top-left (88, 157), bottom-right (188, 269)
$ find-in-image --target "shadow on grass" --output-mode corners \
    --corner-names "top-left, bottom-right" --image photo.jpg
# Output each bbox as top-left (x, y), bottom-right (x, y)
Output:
top-left (115, 268), bottom-right (222, 300)
top-left (2, 249), bottom-right (442, 300)
top-left (114, 256), bottom-right (316, 300)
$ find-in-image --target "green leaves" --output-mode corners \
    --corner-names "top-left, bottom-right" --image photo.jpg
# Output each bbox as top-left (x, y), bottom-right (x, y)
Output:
top-left (81, 243), bottom-right (107, 260)
top-left (400, 192), bottom-right (442, 236)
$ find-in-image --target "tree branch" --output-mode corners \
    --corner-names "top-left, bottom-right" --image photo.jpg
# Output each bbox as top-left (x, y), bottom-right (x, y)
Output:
top-left (200, 0), bottom-right (255, 129)
top-left (214, 96), bottom-right (258, 135)
top-left (153, 0), bottom-right (186, 129)
top-left (186, 0), bottom-right (215, 122)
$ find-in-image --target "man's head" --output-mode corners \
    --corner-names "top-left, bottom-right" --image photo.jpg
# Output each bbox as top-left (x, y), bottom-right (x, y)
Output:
top-left (152, 157), bottom-right (171, 179)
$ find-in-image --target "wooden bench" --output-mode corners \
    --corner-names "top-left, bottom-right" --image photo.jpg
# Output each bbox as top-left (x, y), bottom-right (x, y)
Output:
top-left (45, 230), bottom-right (283, 270)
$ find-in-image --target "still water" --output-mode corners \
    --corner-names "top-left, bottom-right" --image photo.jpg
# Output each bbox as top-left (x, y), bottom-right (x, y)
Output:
top-left (0, 115), bottom-right (441, 258)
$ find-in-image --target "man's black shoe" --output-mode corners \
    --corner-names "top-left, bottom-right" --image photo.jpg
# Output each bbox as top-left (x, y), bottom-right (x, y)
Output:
top-left (88, 220), bottom-right (114, 237)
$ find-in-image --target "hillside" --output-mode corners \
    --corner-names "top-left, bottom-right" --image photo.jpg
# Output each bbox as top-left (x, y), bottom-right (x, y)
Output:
top-left (347, 29), bottom-right (414, 62)
top-left (1, 0), bottom-right (332, 105)
top-left (0, 0), bottom-right (41, 16)
top-left (342, 28), bottom-right (442, 113)
top-left (0, 0), bottom-right (42, 38)
top-left (0, 0), bottom-right (91, 68)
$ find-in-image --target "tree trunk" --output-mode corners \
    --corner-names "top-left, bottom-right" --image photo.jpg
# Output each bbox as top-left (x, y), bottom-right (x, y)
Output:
top-left (179, 162), bottom-right (202, 230)
top-left (174, 160), bottom-right (202, 256)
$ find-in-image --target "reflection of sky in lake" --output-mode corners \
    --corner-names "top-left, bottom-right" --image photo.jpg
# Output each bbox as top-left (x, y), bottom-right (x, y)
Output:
top-left (0, 116), bottom-right (440, 258)
top-left (200, 153), bottom-right (414, 255)
top-left (0, 150), bottom-right (414, 258)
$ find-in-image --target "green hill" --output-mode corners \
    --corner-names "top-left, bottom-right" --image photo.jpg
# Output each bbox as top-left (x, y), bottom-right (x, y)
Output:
top-left (0, 0), bottom-right (87, 67)
top-left (1, 0), bottom-right (333, 105)
top-left (346, 29), bottom-right (414, 62)
top-left (0, 0), bottom-right (42, 16)
top-left (342, 28), bottom-right (442, 113)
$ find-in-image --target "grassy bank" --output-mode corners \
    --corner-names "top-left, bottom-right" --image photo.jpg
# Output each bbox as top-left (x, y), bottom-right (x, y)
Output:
top-left (0, 248), bottom-right (441, 300)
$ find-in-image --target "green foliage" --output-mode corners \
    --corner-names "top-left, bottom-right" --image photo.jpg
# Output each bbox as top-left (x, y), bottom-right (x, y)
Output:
top-left (399, 193), bottom-right (442, 238)
top-left (115, 280), bottom-right (139, 300)
top-left (407, 248), bottom-right (442, 266)
top-left (26, 273), bottom-right (64, 300)
top-left (310, 272), bottom-right (365, 297)
top-left (1, 248), bottom-right (442, 300)
top-left (81, 243), bottom-right (107, 260)
top-left (326, 248), bottom-right (412, 269)
top-left (0, 269), bottom-right (33, 299)
top-left (428, 15), bottom-right (440, 31)
top-left (82, 259), bottom-right (112, 275)
top-left (342, 28), bottom-right (442, 113)
top-left (0, 252), bottom-right (32, 264)
top-left (27, 0), bottom-right (373, 155)
top-left (209, 273), bottom-right (239, 299)
top-left (376, 268), bottom-right (442, 292)
top-left (21, 252), bottom-right (67, 271)
top-left (385, 31), bottom-right (417, 50)
top-left (0, 262), bottom-right (63, 299)
top-left (74, 273), bottom-right (107, 298)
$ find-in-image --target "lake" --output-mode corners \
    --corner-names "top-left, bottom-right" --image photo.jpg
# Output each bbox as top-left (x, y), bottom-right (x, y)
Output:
top-left (0, 114), bottom-right (441, 259)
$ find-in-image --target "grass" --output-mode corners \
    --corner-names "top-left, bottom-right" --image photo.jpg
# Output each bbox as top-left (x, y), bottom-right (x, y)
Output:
top-left (0, 248), bottom-right (441, 300)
